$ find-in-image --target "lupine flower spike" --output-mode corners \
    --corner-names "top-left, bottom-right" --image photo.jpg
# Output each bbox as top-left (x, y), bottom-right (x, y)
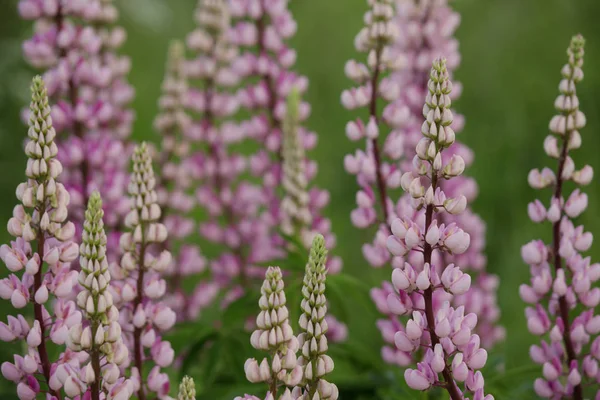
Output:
top-left (155, 40), bottom-right (210, 322)
top-left (0, 76), bottom-right (80, 399)
top-left (230, 0), bottom-right (344, 301)
top-left (295, 234), bottom-right (338, 400)
top-left (243, 267), bottom-right (303, 399)
top-left (68, 191), bottom-right (132, 400)
top-left (112, 143), bottom-right (176, 400)
top-left (178, 376), bottom-right (196, 400)
top-left (20, 0), bottom-right (134, 251)
top-left (186, 0), bottom-right (256, 303)
top-left (346, 0), bottom-right (503, 366)
top-left (385, 59), bottom-right (493, 399)
top-left (521, 35), bottom-right (600, 399)
top-left (387, 0), bottom-right (504, 351)
top-left (281, 88), bottom-right (312, 245)
top-left (342, 0), bottom-right (401, 265)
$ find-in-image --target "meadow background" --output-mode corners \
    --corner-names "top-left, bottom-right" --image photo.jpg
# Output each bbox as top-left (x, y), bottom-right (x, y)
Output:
top-left (1, 0), bottom-right (600, 398)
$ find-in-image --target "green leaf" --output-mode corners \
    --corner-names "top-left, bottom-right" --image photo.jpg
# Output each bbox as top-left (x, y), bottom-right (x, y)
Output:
top-left (196, 338), bottom-right (225, 390)
top-left (221, 291), bottom-right (258, 331)
top-left (326, 273), bottom-right (376, 323)
top-left (179, 328), bottom-right (220, 380)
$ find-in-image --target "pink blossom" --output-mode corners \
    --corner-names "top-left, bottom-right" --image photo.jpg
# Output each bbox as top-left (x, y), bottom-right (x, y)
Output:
top-left (521, 35), bottom-right (600, 398)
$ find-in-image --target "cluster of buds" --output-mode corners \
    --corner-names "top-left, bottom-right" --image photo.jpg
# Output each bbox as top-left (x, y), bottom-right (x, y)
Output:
top-left (19, 0), bottom-right (134, 254)
top-left (295, 235), bottom-right (338, 400)
top-left (111, 143), bottom-right (176, 399)
top-left (521, 35), bottom-right (600, 399)
top-left (0, 77), bottom-right (80, 399)
top-left (281, 88), bottom-right (312, 244)
top-left (383, 59), bottom-right (493, 399)
top-left (178, 376), bottom-right (197, 400)
top-left (66, 192), bottom-right (132, 400)
top-left (243, 267), bottom-right (303, 399)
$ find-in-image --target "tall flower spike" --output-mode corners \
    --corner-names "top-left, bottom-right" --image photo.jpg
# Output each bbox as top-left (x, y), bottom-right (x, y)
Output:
top-left (243, 267), bottom-right (303, 399)
top-left (0, 76), bottom-right (80, 399)
top-left (342, 0), bottom-right (401, 263)
top-left (155, 39), bottom-right (210, 322)
top-left (281, 88), bottom-right (312, 243)
top-left (68, 192), bottom-right (132, 400)
top-left (113, 143), bottom-right (175, 400)
top-left (356, 0), bottom-right (504, 367)
top-left (296, 235), bottom-right (338, 400)
top-left (185, 0), bottom-right (257, 310)
top-left (229, 0), bottom-right (346, 341)
top-left (230, 0), bottom-right (344, 307)
top-left (19, 0), bottom-right (134, 256)
top-left (178, 376), bottom-right (196, 400)
top-left (522, 35), bottom-right (600, 400)
top-left (385, 59), bottom-right (493, 399)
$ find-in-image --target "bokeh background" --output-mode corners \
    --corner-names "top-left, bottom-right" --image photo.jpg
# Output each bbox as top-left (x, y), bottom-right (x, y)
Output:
top-left (1, 0), bottom-right (600, 398)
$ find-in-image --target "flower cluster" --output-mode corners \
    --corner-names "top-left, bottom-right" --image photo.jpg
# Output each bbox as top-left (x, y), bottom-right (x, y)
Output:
top-left (184, 0), bottom-right (256, 303)
top-left (280, 88), bottom-right (312, 243)
top-left (389, 0), bottom-right (504, 350)
top-left (67, 191), bottom-right (132, 399)
top-left (521, 35), bottom-right (600, 399)
top-left (384, 59), bottom-right (493, 399)
top-left (229, 0), bottom-right (343, 281)
top-left (0, 76), bottom-right (80, 400)
top-left (342, 0), bottom-right (402, 262)
top-left (295, 235), bottom-right (338, 400)
top-left (178, 376), bottom-right (196, 400)
top-left (243, 266), bottom-right (303, 399)
top-left (19, 0), bottom-right (134, 251)
top-left (111, 143), bottom-right (176, 400)
top-left (342, 0), bottom-right (503, 365)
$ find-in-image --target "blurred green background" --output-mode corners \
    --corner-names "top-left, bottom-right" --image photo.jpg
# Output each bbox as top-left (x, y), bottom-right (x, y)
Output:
top-left (1, 0), bottom-right (600, 398)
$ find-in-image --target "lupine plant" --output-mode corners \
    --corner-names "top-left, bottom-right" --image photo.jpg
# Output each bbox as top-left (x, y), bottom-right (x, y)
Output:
top-left (521, 35), bottom-right (600, 399)
top-left (385, 59), bottom-right (493, 399)
top-left (111, 143), bottom-right (176, 400)
top-left (19, 0), bottom-right (134, 252)
top-left (239, 235), bottom-right (337, 400)
top-left (178, 376), bottom-right (197, 400)
top-left (184, 0), bottom-right (254, 306)
top-left (242, 266), bottom-right (303, 399)
top-left (295, 235), bottom-right (338, 400)
top-left (342, 0), bottom-right (503, 370)
top-left (0, 76), bottom-right (80, 400)
top-left (67, 191), bottom-right (131, 400)
top-left (229, 0), bottom-right (343, 281)
top-left (155, 39), bottom-right (211, 322)
top-left (2, 0), bottom-right (599, 399)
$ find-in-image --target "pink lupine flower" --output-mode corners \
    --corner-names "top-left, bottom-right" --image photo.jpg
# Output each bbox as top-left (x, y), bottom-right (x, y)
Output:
top-left (342, 0), bottom-right (503, 364)
top-left (521, 35), bottom-right (600, 399)
top-left (111, 143), bottom-right (174, 400)
top-left (0, 77), bottom-right (81, 400)
top-left (19, 0), bottom-right (134, 253)
top-left (383, 59), bottom-right (493, 399)
top-left (229, 0), bottom-right (344, 306)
